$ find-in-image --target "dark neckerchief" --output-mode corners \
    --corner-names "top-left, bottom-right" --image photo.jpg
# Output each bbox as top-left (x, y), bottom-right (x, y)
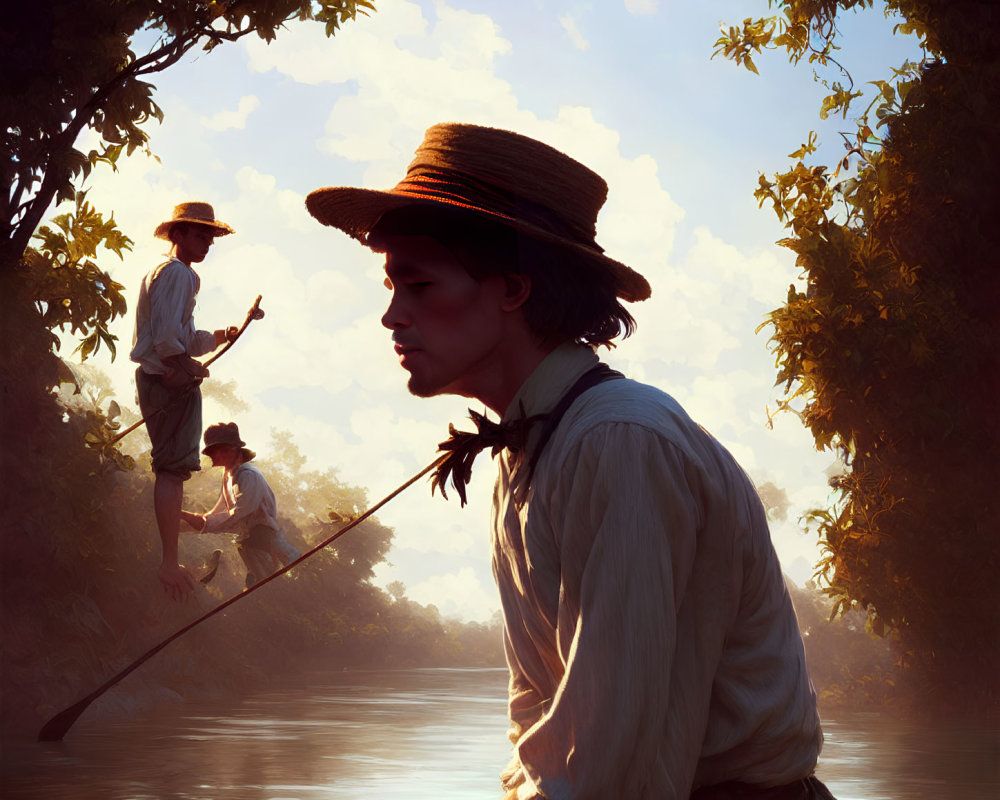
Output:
top-left (431, 363), bottom-right (624, 505)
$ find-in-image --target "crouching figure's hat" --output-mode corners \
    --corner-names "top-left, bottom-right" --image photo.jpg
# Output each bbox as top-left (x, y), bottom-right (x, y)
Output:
top-left (202, 422), bottom-right (255, 462)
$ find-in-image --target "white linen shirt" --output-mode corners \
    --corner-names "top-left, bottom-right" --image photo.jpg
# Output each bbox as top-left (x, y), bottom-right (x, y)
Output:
top-left (130, 258), bottom-right (216, 374)
top-left (492, 343), bottom-right (822, 800)
top-left (203, 462), bottom-right (281, 541)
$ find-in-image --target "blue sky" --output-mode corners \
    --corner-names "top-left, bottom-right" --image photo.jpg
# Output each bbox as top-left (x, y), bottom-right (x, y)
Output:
top-left (77, 0), bottom-right (923, 620)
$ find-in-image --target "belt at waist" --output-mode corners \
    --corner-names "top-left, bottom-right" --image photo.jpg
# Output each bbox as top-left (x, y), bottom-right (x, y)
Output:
top-left (691, 776), bottom-right (836, 800)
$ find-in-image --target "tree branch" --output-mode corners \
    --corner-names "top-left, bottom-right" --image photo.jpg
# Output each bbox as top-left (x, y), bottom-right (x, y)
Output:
top-left (2, 26), bottom-right (210, 268)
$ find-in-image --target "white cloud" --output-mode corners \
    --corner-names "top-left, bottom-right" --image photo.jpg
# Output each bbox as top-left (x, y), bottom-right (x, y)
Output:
top-left (687, 226), bottom-right (796, 308)
top-left (234, 165), bottom-right (315, 232)
top-left (559, 15), bottom-right (590, 51)
top-left (201, 95), bottom-right (260, 131)
top-left (403, 567), bottom-right (499, 621)
top-left (625, 0), bottom-right (659, 15)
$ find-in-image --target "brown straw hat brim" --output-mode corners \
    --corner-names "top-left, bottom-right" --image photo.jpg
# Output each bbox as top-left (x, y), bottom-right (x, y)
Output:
top-left (155, 202), bottom-right (235, 241)
top-left (306, 186), bottom-right (651, 302)
top-left (154, 218), bottom-right (235, 241)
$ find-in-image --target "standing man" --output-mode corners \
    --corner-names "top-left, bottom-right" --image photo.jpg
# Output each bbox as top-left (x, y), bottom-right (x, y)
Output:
top-left (181, 422), bottom-right (301, 588)
top-left (305, 124), bottom-right (834, 800)
top-left (130, 202), bottom-right (237, 602)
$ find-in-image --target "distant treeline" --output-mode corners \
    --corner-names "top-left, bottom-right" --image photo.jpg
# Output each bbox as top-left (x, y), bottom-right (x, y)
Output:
top-left (785, 580), bottom-right (898, 711)
top-left (0, 367), bottom-right (899, 740)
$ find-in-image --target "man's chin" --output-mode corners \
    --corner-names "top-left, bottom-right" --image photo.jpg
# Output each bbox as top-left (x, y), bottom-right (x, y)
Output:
top-left (406, 374), bottom-right (440, 398)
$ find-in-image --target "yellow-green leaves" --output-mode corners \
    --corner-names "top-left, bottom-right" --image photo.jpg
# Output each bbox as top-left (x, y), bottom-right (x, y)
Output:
top-left (819, 82), bottom-right (864, 120)
top-left (26, 193), bottom-right (132, 363)
top-left (712, 17), bottom-right (775, 74)
top-left (787, 130), bottom-right (819, 160)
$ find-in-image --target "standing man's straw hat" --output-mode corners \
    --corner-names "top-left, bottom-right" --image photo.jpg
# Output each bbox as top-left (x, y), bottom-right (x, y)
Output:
top-left (305, 122), bottom-right (651, 302)
top-left (155, 202), bottom-right (236, 241)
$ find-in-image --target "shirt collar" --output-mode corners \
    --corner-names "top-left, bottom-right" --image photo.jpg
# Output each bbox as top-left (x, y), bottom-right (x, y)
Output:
top-left (501, 341), bottom-right (599, 424)
top-left (171, 256), bottom-right (200, 289)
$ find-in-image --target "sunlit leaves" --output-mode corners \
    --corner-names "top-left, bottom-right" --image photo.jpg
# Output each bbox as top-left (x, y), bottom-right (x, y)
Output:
top-left (81, 398), bottom-right (136, 472)
top-left (315, 0), bottom-right (376, 38)
top-left (713, 1), bottom-right (879, 75)
top-left (787, 130), bottom-right (819, 160)
top-left (25, 193), bottom-right (132, 362)
top-left (753, 160), bottom-right (833, 235)
top-left (712, 17), bottom-right (774, 74)
top-left (819, 82), bottom-right (863, 120)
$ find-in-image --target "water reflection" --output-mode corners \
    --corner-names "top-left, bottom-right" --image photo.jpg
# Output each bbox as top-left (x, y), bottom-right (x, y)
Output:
top-left (1, 668), bottom-right (997, 799)
top-left (819, 713), bottom-right (1000, 800)
top-left (3, 668), bottom-right (511, 800)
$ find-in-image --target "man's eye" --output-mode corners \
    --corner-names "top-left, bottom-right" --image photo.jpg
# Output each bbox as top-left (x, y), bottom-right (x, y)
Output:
top-left (407, 281), bottom-right (432, 289)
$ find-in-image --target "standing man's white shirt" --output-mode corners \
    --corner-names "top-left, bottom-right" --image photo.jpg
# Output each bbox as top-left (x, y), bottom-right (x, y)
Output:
top-left (130, 258), bottom-right (216, 374)
top-left (493, 343), bottom-right (823, 800)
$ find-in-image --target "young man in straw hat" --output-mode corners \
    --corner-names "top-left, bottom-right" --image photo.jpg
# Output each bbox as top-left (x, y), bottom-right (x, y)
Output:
top-left (181, 422), bottom-right (301, 588)
top-left (130, 202), bottom-right (239, 602)
top-left (306, 123), bottom-right (835, 800)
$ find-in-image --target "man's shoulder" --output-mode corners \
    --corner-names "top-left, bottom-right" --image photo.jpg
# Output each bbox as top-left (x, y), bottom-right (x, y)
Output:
top-left (148, 258), bottom-right (191, 285)
top-left (233, 462), bottom-right (268, 485)
top-left (234, 462), bottom-right (262, 476)
top-left (549, 375), bottom-right (716, 459)
top-left (542, 376), bottom-right (741, 483)
top-left (572, 376), bottom-right (690, 431)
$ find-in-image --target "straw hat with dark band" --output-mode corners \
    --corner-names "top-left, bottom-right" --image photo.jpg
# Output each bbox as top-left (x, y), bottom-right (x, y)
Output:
top-left (305, 123), bottom-right (651, 302)
top-left (154, 202), bottom-right (235, 241)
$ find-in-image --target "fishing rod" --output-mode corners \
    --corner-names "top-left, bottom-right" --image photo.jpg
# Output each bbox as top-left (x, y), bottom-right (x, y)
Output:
top-left (107, 295), bottom-right (265, 446)
top-left (37, 452), bottom-right (448, 742)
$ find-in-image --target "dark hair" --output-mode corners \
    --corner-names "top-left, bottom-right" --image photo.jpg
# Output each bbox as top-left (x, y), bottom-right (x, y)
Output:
top-left (369, 206), bottom-right (636, 348)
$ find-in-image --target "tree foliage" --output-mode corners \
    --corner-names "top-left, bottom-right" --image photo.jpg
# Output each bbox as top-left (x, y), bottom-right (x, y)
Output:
top-left (23, 192), bottom-right (132, 363)
top-left (718, 0), bottom-right (999, 708)
top-left (1, 0), bottom-right (373, 270)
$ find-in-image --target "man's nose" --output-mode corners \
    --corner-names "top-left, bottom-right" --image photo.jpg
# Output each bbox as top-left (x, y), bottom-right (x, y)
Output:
top-left (381, 293), bottom-right (407, 330)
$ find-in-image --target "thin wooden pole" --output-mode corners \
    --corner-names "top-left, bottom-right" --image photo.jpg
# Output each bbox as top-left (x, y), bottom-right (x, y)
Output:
top-left (37, 454), bottom-right (447, 742)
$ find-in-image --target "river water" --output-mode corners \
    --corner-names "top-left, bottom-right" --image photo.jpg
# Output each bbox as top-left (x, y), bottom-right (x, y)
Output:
top-left (1, 668), bottom-right (997, 799)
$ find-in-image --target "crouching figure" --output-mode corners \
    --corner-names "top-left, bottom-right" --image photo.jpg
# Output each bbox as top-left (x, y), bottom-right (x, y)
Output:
top-left (182, 422), bottom-right (301, 587)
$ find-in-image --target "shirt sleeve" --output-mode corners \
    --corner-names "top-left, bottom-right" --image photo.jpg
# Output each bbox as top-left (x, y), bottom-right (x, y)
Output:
top-left (188, 328), bottom-right (217, 358)
top-left (203, 468), bottom-right (267, 533)
top-left (501, 627), bottom-right (549, 797)
top-left (513, 423), bottom-right (715, 800)
top-left (201, 490), bottom-right (227, 526)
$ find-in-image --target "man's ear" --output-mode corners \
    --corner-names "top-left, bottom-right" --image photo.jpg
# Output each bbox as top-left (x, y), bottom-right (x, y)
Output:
top-left (500, 273), bottom-right (531, 312)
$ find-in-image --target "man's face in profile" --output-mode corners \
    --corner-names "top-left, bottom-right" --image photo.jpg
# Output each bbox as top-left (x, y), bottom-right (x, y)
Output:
top-left (380, 233), bottom-right (511, 402)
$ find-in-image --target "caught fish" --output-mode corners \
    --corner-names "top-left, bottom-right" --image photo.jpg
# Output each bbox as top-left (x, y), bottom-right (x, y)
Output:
top-left (199, 549), bottom-right (223, 584)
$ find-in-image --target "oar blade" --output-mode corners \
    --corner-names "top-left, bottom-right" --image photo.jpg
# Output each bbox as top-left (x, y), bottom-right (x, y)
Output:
top-left (37, 696), bottom-right (92, 742)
